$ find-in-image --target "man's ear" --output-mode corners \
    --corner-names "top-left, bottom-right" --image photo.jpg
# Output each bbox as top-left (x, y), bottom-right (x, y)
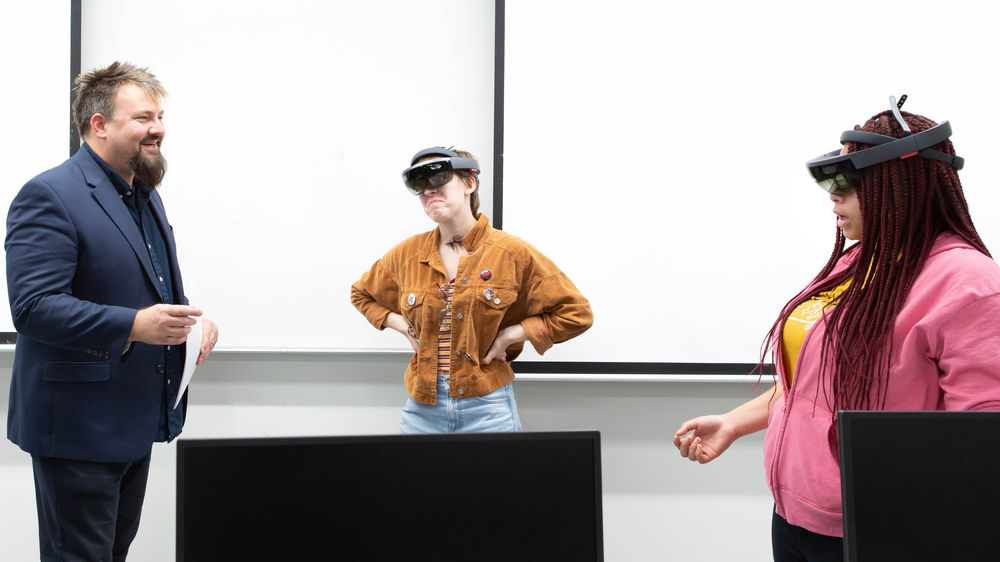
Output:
top-left (90, 113), bottom-right (109, 140)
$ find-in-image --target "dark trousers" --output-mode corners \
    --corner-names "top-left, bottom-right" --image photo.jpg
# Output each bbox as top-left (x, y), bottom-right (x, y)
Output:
top-left (772, 507), bottom-right (844, 562)
top-left (31, 453), bottom-right (152, 562)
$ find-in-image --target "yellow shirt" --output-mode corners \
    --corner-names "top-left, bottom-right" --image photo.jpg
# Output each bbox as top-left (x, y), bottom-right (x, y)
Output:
top-left (781, 278), bottom-right (851, 384)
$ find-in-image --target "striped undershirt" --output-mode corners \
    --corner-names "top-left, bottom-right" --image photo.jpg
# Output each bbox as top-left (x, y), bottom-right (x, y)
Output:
top-left (437, 281), bottom-right (456, 374)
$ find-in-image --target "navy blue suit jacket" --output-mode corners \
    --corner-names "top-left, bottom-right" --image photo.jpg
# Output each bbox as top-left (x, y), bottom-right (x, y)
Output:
top-left (6, 147), bottom-right (188, 463)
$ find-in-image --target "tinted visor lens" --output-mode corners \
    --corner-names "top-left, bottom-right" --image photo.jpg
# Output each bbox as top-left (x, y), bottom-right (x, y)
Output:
top-left (809, 161), bottom-right (861, 194)
top-left (403, 160), bottom-right (455, 195)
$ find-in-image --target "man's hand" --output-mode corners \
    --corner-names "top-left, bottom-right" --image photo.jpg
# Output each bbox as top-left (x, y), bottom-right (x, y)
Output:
top-left (197, 317), bottom-right (219, 366)
top-left (129, 304), bottom-right (201, 346)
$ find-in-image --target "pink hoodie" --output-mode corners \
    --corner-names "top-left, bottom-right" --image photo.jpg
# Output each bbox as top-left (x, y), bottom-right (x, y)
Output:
top-left (764, 233), bottom-right (1000, 537)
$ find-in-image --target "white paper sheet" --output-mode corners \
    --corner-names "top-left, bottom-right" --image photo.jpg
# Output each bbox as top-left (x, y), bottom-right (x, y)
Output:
top-left (174, 316), bottom-right (202, 409)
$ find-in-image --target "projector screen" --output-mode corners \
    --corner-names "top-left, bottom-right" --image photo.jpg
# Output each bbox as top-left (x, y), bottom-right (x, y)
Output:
top-left (502, 0), bottom-right (1000, 364)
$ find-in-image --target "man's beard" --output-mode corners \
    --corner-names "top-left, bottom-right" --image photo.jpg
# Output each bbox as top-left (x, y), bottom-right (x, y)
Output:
top-left (128, 145), bottom-right (167, 188)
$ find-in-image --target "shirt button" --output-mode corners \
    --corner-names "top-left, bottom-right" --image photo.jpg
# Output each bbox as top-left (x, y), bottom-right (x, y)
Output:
top-left (158, 276), bottom-right (164, 282)
top-left (167, 379), bottom-right (171, 384)
top-left (147, 244), bottom-right (151, 249)
top-left (156, 364), bottom-right (165, 374)
top-left (461, 278), bottom-right (468, 283)
top-left (456, 313), bottom-right (463, 319)
top-left (457, 389), bottom-right (465, 395)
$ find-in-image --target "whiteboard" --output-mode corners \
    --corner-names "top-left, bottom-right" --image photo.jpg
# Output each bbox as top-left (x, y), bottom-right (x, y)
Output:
top-left (80, 0), bottom-right (495, 351)
top-left (0, 1), bottom-right (71, 334)
top-left (502, 0), bottom-right (1000, 364)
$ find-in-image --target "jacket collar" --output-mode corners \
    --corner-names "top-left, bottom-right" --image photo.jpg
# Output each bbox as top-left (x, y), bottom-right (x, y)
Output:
top-left (461, 213), bottom-right (491, 251)
top-left (76, 144), bottom-right (117, 193)
top-left (74, 146), bottom-right (162, 291)
top-left (837, 232), bottom-right (975, 271)
top-left (417, 213), bottom-right (491, 264)
top-left (927, 232), bottom-right (974, 257)
top-left (812, 232), bottom-right (979, 298)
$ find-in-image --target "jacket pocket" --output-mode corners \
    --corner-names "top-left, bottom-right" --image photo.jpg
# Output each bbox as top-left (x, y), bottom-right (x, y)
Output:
top-left (474, 287), bottom-right (519, 350)
top-left (479, 287), bottom-right (518, 312)
top-left (400, 289), bottom-right (427, 330)
top-left (42, 362), bottom-right (111, 383)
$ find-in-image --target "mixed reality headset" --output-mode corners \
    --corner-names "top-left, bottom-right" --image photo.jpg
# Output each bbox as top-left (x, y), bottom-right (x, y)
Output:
top-left (402, 147), bottom-right (480, 195)
top-left (806, 95), bottom-right (964, 194)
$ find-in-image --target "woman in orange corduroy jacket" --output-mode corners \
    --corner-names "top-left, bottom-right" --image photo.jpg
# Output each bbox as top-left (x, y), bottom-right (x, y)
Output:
top-left (351, 146), bottom-right (592, 433)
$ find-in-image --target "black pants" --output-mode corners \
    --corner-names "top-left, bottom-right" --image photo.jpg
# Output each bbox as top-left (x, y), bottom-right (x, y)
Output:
top-left (32, 453), bottom-right (152, 562)
top-left (772, 507), bottom-right (844, 562)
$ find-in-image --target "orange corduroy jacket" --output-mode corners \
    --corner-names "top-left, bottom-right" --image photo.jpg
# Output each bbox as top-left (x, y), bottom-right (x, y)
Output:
top-left (351, 214), bottom-right (593, 404)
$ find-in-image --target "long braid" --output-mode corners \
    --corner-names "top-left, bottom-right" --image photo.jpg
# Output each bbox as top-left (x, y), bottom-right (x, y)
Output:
top-left (763, 109), bottom-right (990, 419)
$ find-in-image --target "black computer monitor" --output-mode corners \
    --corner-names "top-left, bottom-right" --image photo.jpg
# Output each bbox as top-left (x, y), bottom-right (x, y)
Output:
top-left (839, 410), bottom-right (1000, 562)
top-left (177, 431), bottom-right (603, 562)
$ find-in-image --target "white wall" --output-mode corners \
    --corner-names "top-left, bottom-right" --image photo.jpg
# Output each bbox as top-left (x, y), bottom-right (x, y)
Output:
top-left (0, 1), bottom-right (69, 333)
top-left (0, 351), bottom-right (774, 561)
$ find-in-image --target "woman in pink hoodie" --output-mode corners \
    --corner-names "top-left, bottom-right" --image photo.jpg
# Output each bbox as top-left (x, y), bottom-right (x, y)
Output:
top-left (673, 97), bottom-right (1000, 562)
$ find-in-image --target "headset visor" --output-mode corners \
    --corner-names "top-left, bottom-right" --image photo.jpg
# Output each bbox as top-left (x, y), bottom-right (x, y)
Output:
top-left (402, 157), bottom-right (479, 195)
top-left (808, 150), bottom-right (861, 194)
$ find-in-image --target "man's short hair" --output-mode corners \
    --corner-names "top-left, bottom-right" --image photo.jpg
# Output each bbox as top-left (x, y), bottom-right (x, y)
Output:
top-left (72, 61), bottom-right (166, 139)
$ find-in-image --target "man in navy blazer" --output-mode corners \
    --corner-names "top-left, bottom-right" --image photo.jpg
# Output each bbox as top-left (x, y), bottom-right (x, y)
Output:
top-left (5, 61), bottom-right (219, 561)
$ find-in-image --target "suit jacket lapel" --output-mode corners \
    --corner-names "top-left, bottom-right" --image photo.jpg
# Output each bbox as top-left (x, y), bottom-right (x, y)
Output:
top-left (76, 150), bottom-right (161, 293)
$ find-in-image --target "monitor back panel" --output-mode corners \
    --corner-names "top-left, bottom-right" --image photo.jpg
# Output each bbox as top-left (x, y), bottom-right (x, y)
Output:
top-left (839, 411), bottom-right (1000, 562)
top-left (177, 431), bottom-right (603, 562)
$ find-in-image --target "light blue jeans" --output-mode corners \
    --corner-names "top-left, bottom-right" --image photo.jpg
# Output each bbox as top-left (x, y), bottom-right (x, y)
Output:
top-left (400, 374), bottom-right (523, 433)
